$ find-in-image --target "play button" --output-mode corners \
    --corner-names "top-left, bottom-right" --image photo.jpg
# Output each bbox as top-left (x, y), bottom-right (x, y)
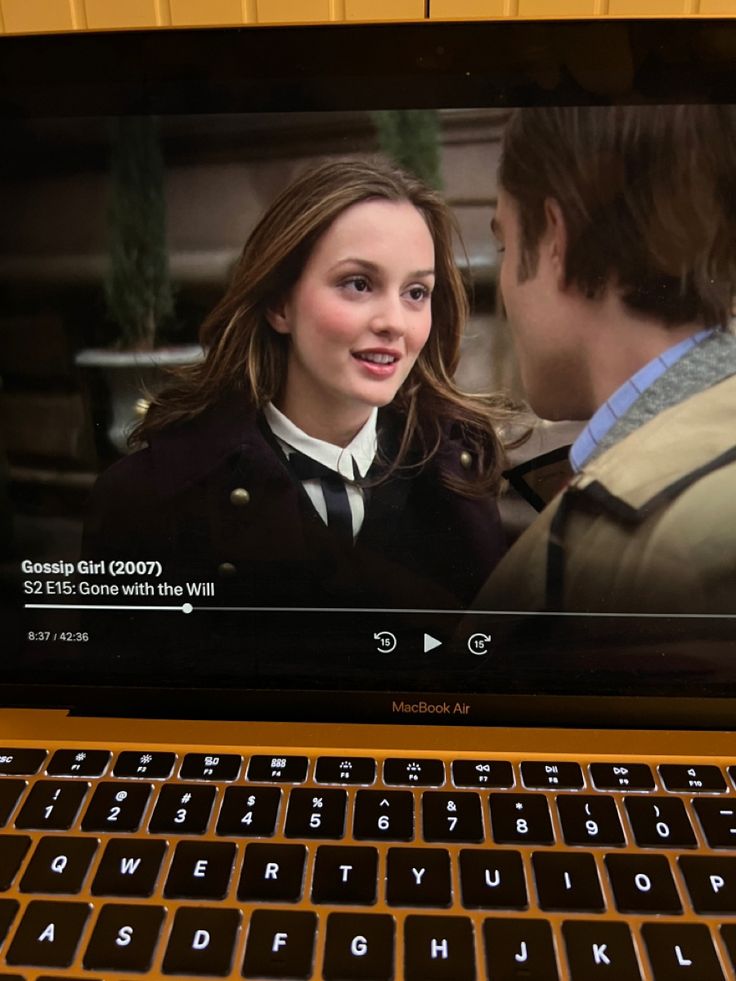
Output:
top-left (423, 633), bottom-right (443, 653)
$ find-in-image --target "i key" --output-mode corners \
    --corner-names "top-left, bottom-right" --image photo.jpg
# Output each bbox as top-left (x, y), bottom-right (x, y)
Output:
top-left (532, 852), bottom-right (605, 912)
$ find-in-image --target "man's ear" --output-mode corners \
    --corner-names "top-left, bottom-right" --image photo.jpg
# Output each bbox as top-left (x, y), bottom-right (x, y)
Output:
top-left (544, 197), bottom-right (568, 285)
top-left (265, 300), bottom-right (291, 335)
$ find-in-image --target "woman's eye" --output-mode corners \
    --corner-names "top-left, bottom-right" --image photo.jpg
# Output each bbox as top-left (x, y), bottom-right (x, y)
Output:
top-left (406, 285), bottom-right (430, 302)
top-left (343, 276), bottom-right (370, 293)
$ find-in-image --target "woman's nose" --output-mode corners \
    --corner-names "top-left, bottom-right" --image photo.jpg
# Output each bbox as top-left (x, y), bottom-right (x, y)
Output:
top-left (369, 293), bottom-right (406, 335)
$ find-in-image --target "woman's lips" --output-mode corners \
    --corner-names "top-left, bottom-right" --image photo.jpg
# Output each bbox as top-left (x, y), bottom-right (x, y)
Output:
top-left (352, 350), bottom-right (400, 377)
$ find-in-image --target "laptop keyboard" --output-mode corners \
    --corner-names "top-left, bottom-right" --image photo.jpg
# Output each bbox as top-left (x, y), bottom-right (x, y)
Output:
top-left (1, 748), bottom-right (736, 979)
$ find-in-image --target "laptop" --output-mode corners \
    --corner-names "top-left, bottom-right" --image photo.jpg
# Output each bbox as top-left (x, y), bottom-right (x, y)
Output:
top-left (2, 18), bottom-right (736, 981)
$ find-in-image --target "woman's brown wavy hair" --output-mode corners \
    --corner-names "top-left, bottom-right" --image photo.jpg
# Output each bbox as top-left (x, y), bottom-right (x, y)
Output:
top-left (135, 156), bottom-right (515, 496)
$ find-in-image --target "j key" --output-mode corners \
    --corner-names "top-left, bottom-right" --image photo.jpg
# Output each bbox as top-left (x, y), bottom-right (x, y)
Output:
top-left (114, 750), bottom-right (175, 779)
top-left (315, 756), bottom-right (377, 785)
top-left (180, 752), bottom-right (242, 781)
top-left (532, 852), bottom-right (604, 912)
top-left (0, 780), bottom-right (25, 826)
top-left (693, 798), bottom-right (736, 848)
top-left (20, 837), bottom-right (98, 894)
top-left (47, 750), bottom-right (110, 777)
top-left (91, 838), bottom-right (167, 897)
top-left (83, 903), bottom-right (165, 972)
top-left (660, 764), bottom-right (727, 793)
top-left (323, 912), bottom-right (394, 981)
top-left (242, 909), bottom-right (316, 979)
top-left (678, 855), bottom-right (736, 912)
top-left (459, 848), bottom-right (527, 909)
top-left (353, 790), bottom-right (414, 841)
top-left (81, 782), bottom-right (152, 832)
top-left (422, 791), bottom-right (484, 842)
top-left (248, 754), bottom-right (308, 783)
top-left (452, 759), bottom-right (514, 788)
top-left (216, 785), bottom-right (281, 837)
top-left (0, 748), bottom-right (46, 775)
top-left (148, 783), bottom-right (216, 834)
top-left (562, 921), bottom-right (641, 979)
top-left (386, 847), bottom-right (452, 907)
top-left (162, 907), bottom-right (241, 976)
top-left (384, 758), bottom-right (444, 787)
top-left (557, 794), bottom-right (625, 847)
top-left (15, 781), bottom-right (89, 830)
top-left (590, 763), bottom-right (654, 791)
top-left (522, 761), bottom-right (584, 790)
top-left (284, 787), bottom-right (347, 839)
top-left (641, 923), bottom-right (725, 980)
top-left (483, 918), bottom-right (558, 981)
top-left (5, 900), bottom-right (90, 968)
top-left (0, 835), bottom-right (31, 889)
top-left (489, 793), bottom-right (554, 845)
top-left (624, 796), bottom-right (696, 848)
top-left (0, 898), bottom-right (20, 945)
top-left (404, 915), bottom-right (475, 981)
top-left (238, 842), bottom-right (306, 902)
top-left (605, 854), bottom-right (682, 913)
top-left (312, 845), bottom-right (378, 904)
top-left (164, 840), bottom-right (236, 899)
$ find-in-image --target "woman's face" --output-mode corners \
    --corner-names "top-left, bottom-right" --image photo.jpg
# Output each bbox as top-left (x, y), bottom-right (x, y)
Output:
top-left (268, 198), bottom-right (435, 445)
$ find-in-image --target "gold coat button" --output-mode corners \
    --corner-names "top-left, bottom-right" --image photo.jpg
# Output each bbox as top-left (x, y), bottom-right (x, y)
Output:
top-left (460, 450), bottom-right (473, 470)
top-left (218, 562), bottom-right (237, 578)
top-left (229, 487), bottom-right (251, 507)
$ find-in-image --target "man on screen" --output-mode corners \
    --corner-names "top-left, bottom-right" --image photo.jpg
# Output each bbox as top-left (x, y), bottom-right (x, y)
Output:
top-left (475, 105), bottom-right (736, 615)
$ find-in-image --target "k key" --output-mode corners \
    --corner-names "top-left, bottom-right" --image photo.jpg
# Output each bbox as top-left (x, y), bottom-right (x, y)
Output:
top-left (562, 921), bottom-right (641, 979)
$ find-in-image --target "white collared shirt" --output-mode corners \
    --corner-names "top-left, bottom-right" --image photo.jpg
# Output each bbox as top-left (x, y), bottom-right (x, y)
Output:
top-left (263, 403), bottom-right (378, 539)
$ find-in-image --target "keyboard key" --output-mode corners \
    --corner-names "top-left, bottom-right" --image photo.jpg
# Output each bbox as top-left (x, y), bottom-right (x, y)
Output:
top-left (483, 918), bottom-right (558, 981)
top-left (323, 912), bottom-right (394, 980)
top-left (641, 923), bottom-right (724, 980)
top-left (693, 798), bottom-right (736, 848)
top-left (162, 906), bottom-right (240, 976)
top-left (562, 920), bottom-right (641, 979)
top-left (384, 758), bottom-right (444, 787)
top-left (532, 852), bottom-right (605, 912)
top-left (522, 761), bottom-right (583, 790)
top-left (353, 790), bottom-right (414, 841)
top-left (312, 846), bottom-right (378, 904)
top-left (83, 903), bottom-right (165, 972)
top-left (590, 763), bottom-right (654, 791)
top-left (81, 782), bottom-right (152, 832)
top-left (489, 793), bottom-right (554, 845)
top-left (148, 784), bottom-right (216, 834)
top-left (0, 748), bottom-right (46, 775)
top-left (0, 780), bottom-right (26, 826)
top-left (404, 915), bottom-right (475, 980)
top-left (20, 837), bottom-right (97, 894)
top-left (452, 759), bottom-right (514, 788)
top-left (459, 848), bottom-right (527, 909)
top-left (625, 796), bottom-right (696, 848)
top-left (0, 834), bottom-right (31, 889)
top-left (660, 764), bottom-right (727, 792)
top-left (113, 750), bottom-right (175, 779)
top-left (605, 854), bottom-right (682, 913)
top-left (6, 900), bottom-right (90, 968)
top-left (242, 909), bottom-right (316, 979)
top-left (15, 781), bottom-right (89, 830)
top-left (238, 842), bottom-right (306, 902)
top-left (247, 755), bottom-right (309, 783)
top-left (720, 924), bottom-right (736, 972)
top-left (679, 855), bottom-right (736, 912)
top-left (315, 757), bottom-right (376, 785)
top-left (0, 898), bottom-right (20, 945)
top-left (91, 838), bottom-right (167, 897)
top-left (164, 840), bottom-right (235, 899)
top-left (557, 794), bottom-right (625, 847)
top-left (216, 785), bottom-right (281, 837)
top-left (46, 750), bottom-right (110, 777)
top-left (180, 752), bottom-right (242, 781)
top-left (386, 848), bottom-right (452, 907)
top-left (284, 787), bottom-right (347, 839)
top-left (422, 791), bottom-right (484, 842)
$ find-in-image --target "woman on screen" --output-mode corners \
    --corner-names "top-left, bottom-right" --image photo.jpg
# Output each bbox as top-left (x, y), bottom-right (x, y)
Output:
top-left (84, 157), bottom-right (513, 611)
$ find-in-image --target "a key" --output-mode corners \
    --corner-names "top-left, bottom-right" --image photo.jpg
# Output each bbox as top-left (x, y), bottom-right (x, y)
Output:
top-left (693, 798), bottom-right (736, 848)
top-left (562, 920), bottom-right (641, 979)
top-left (312, 845), bottom-right (378, 904)
top-left (0, 748), bottom-right (46, 775)
top-left (162, 907), bottom-right (241, 976)
top-left (113, 750), bottom-right (175, 779)
top-left (82, 903), bottom-right (165, 972)
top-left (47, 750), bottom-right (110, 777)
top-left (489, 793), bottom-right (554, 844)
top-left (452, 759), bottom-right (514, 788)
top-left (641, 923), bottom-right (724, 980)
top-left (522, 761), bottom-right (583, 790)
top-left (0, 899), bottom-right (20, 946)
top-left (404, 915), bottom-right (475, 980)
top-left (659, 764), bottom-right (727, 793)
top-left (180, 752), bottom-right (242, 781)
top-left (20, 837), bottom-right (98, 894)
top-left (0, 780), bottom-right (26, 826)
top-left (284, 787), bottom-right (347, 839)
top-left (164, 840), bottom-right (236, 899)
top-left (605, 854), bottom-right (682, 913)
top-left (458, 848), bottom-right (527, 909)
top-left (242, 909), bottom-right (316, 979)
top-left (532, 852), bottom-right (605, 912)
top-left (624, 796), bottom-right (696, 848)
top-left (353, 790), bottom-right (414, 841)
top-left (148, 783), bottom-right (215, 834)
top-left (384, 758), bottom-right (444, 787)
top-left (15, 781), bottom-right (89, 830)
top-left (589, 763), bottom-right (654, 791)
top-left (247, 755), bottom-right (308, 783)
top-left (216, 785), bottom-right (281, 837)
top-left (237, 842), bottom-right (306, 902)
top-left (0, 835), bottom-right (31, 889)
top-left (91, 838), bottom-right (167, 897)
top-left (81, 781), bottom-right (152, 832)
top-left (678, 855), bottom-right (736, 912)
top-left (422, 791), bottom-right (484, 842)
top-left (315, 757), bottom-right (377, 785)
top-left (323, 912), bottom-right (394, 980)
top-left (5, 900), bottom-right (90, 968)
top-left (386, 847), bottom-right (452, 907)
top-left (557, 794), bottom-right (625, 847)
top-left (482, 918), bottom-right (559, 981)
